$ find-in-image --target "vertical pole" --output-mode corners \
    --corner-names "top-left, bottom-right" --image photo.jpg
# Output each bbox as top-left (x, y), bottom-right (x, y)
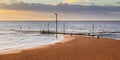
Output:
top-left (20, 26), bottom-right (22, 29)
top-left (63, 22), bottom-right (65, 36)
top-left (55, 13), bottom-right (58, 39)
top-left (48, 22), bottom-right (49, 33)
top-left (93, 24), bottom-right (94, 36)
top-left (28, 27), bottom-right (30, 29)
top-left (71, 25), bottom-right (73, 36)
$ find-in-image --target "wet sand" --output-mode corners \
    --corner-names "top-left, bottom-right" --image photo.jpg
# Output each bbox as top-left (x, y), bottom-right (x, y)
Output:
top-left (0, 35), bottom-right (120, 60)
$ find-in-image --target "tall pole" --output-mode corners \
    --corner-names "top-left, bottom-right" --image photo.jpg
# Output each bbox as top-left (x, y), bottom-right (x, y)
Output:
top-left (93, 24), bottom-right (94, 36)
top-left (55, 13), bottom-right (58, 39)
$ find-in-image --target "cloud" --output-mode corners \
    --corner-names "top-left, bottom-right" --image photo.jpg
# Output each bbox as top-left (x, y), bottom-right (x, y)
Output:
top-left (0, 2), bottom-right (120, 19)
top-left (63, 0), bottom-right (80, 4)
top-left (84, 0), bottom-right (90, 2)
top-left (0, 2), bottom-right (120, 13)
top-left (0, 0), bottom-right (17, 3)
top-left (116, 2), bottom-right (120, 4)
top-left (63, 0), bottom-right (90, 4)
top-left (9, 0), bottom-right (17, 2)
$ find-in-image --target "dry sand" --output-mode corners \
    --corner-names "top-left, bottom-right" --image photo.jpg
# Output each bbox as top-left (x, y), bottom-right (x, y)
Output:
top-left (0, 35), bottom-right (120, 60)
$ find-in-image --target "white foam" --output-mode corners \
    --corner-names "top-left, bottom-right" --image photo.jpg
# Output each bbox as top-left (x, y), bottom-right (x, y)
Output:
top-left (0, 30), bottom-right (64, 52)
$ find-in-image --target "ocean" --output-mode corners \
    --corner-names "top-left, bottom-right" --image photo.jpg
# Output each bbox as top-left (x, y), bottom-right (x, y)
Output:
top-left (0, 21), bottom-right (120, 52)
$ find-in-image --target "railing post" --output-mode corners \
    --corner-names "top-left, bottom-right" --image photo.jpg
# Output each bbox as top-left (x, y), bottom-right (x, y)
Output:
top-left (55, 13), bottom-right (58, 39)
top-left (63, 22), bottom-right (65, 36)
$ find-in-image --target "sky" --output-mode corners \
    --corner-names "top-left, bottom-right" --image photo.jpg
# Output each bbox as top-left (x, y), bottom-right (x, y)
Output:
top-left (0, 0), bottom-right (120, 21)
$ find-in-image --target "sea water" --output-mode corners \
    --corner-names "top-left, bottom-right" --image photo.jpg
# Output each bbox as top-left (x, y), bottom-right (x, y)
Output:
top-left (0, 21), bottom-right (120, 52)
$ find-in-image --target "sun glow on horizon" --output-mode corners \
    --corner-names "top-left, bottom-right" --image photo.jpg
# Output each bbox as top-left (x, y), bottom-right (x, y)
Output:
top-left (84, 0), bottom-right (90, 2)
top-left (63, 0), bottom-right (91, 4)
top-left (63, 0), bottom-right (79, 4)
top-left (0, 9), bottom-right (54, 21)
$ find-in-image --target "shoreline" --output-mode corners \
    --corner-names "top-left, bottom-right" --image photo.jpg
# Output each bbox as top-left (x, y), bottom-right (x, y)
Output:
top-left (0, 35), bottom-right (72, 55)
top-left (0, 35), bottom-right (120, 60)
top-left (0, 35), bottom-right (65, 55)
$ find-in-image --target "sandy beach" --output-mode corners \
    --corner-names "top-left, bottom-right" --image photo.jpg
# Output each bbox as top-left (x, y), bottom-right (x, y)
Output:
top-left (0, 35), bottom-right (120, 60)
